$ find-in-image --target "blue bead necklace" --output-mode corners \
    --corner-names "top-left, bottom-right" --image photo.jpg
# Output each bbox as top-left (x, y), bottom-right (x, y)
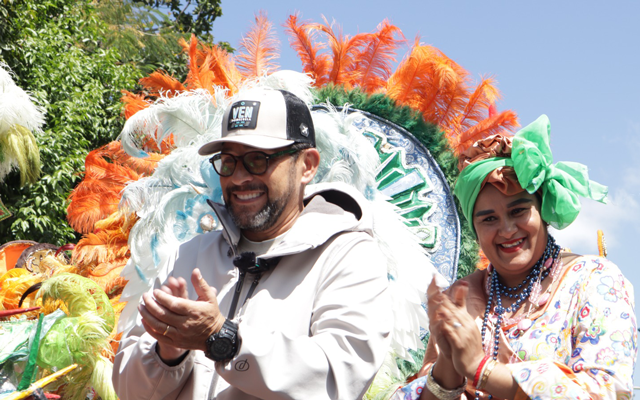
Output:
top-left (475, 235), bottom-right (560, 399)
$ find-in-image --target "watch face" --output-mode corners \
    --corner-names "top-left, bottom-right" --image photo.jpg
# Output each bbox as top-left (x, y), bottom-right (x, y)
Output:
top-left (206, 320), bottom-right (239, 361)
top-left (213, 338), bottom-right (232, 356)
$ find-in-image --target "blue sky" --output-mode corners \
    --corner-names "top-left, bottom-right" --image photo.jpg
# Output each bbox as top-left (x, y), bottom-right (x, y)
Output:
top-left (210, 0), bottom-right (640, 386)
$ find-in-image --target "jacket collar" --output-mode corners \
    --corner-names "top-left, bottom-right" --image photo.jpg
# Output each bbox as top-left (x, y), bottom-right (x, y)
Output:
top-left (207, 199), bottom-right (241, 257)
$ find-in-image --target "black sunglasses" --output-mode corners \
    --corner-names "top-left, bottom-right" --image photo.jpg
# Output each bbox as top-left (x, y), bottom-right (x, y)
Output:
top-left (209, 148), bottom-right (299, 177)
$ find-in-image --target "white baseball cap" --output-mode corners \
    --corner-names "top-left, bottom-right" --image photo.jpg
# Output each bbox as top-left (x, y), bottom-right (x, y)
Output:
top-left (198, 88), bottom-right (315, 155)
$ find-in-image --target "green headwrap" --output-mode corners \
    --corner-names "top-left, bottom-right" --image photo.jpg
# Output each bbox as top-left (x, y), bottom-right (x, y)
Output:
top-left (454, 115), bottom-right (608, 230)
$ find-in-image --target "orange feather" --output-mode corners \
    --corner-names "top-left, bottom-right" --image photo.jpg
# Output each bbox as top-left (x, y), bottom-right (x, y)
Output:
top-left (73, 227), bottom-right (129, 266)
top-left (185, 34), bottom-right (205, 90)
top-left (181, 35), bottom-right (241, 93)
top-left (67, 145), bottom-right (144, 233)
top-left (121, 90), bottom-right (150, 120)
top-left (388, 41), bottom-right (469, 127)
top-left (236, 12), bottom-right (280, 79)
top-left (430, 73), bottom-right (469, 129)
top-left (385, 39), bottom-right (518, 153)
top-left (83, 149), bottom-right (140, 182)
top-left (476, 249), bottom-right (490, 270)
top-left (454, 77), bottom-right (500, 134)
top-left (0, 269), bottom-right (38, 310)
top-left (179, 36), bottom-right (210, 68)
top-left (205, 44), bottom-right (243, 93)
top-left (311, 17), bottom-right (374, 88)
top-left (67, 192), bottom-right (123, 233)
top-left (455, 110), bottom-right (519, 154)
top-left (106, 282), bottom-right (127, 302)
top-left (198, 53), bottom-right (218, 92)
top-left (103, 141), bottom-right (166, 176)
top-left (182, 35), bottom-right (216, 91)
top-left (284, 13), bottom-right (330, 86)
top-left (88, 259), bottom-right (128, 278)
top-left (417, 49), bottom-right (469, 128)
top-left (73, 211), bottom-right (135, 294)
top-left (352, 20), bottom-right (406, 93)
top-left (387, 40), bottom-right (440, 105)
top-left (139, 71), bottom-right (186, 96)
top-left (84, 259), bottom-right (128, 295)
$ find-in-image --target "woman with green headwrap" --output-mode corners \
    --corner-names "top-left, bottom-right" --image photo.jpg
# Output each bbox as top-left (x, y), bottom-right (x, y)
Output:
top-left (391, 115), bottom-right (636, 400)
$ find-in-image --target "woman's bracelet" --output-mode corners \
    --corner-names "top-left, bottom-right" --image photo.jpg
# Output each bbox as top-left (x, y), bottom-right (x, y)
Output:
top-left (472, 355), bottom-right (490, 387)
top-left (426, 363), bottom-right (467, 400)
top-left (476, 358), bottom-right (498, 391)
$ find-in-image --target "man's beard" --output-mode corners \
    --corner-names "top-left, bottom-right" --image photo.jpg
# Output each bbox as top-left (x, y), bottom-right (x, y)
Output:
top-left (225, 182), bottom-right (294, 232)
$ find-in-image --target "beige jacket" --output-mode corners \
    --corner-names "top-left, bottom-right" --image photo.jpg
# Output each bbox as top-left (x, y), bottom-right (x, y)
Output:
top-left (113, 183), bottom-right (392, 400)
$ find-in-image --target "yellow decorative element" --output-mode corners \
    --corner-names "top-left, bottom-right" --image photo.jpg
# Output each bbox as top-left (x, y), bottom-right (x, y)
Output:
top-left (597, 229), bottom-right (607, 257)
top-left (3, 364), bottom-right (78, 400)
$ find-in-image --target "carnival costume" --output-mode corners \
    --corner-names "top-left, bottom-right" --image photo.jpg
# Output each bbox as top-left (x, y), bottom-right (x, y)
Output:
top-left (392, 115), bottom-right (637, 400)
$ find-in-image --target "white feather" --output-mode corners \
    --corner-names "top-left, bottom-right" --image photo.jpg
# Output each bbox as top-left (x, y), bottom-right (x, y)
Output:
top-left (118, 106), bottom-right (159, 157)
top-left (118, 90), bottom-right (222, 157)
top-left (154, 89), bottom-right (221, 147)
top-left (260, 70), bottom-right (315, 105)
top-left (312, 105), bottom-right (380, 194)
top-left (120, 176), bottom-right (173, 217)
top-left (0, 63), bottom-right (46, 136)
top-left (152, 147), bottom-right (209, 186)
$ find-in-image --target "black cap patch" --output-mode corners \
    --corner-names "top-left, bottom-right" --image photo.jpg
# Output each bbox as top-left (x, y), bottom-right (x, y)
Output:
top-left (228, 101), bottom-right (260, 131)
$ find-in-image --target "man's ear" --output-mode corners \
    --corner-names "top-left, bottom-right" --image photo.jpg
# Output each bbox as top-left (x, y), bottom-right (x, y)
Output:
top-left (300, 148), bottom-right (320, 184)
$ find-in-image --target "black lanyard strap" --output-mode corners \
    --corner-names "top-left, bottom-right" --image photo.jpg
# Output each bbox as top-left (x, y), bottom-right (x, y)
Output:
top-left (226, 252), bottom-right (281, 318)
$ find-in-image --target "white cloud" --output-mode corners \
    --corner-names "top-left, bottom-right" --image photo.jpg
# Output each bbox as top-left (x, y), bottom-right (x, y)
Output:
top-left (551, 131), bottom-right (640, 257)
top-left (550, 189), bottom-right (640, 255)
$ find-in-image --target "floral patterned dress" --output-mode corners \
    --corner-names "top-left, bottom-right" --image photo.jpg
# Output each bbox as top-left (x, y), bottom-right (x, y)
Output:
top-left (391, 256), bottom-right (637, 400)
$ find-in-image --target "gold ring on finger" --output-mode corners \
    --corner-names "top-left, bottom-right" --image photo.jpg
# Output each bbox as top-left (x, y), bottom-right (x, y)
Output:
top-left (163, 324), bottom-right (171, 336)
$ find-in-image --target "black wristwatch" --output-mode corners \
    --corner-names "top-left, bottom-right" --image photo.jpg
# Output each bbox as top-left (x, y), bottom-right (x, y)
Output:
top-left (205, 319), bottom-right (240, 362)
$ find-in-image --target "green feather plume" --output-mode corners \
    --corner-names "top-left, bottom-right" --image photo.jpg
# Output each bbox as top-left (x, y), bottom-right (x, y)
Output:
top-left (38, 273), bottom-right (114, 328)
top-left (35, 273), bottom-right (116, 400)
top-left (0, 124), bottom-right (41, 185)
top-left (92, 356), bottom-right (118, 400)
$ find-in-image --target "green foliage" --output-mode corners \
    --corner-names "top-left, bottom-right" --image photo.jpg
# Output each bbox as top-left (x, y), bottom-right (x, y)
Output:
top-left (95, 0), bottom-right (190, 77)
top-left (315, 85), bottom-right (479, 278)
top-left (139, 0), bottom-right (223, 40)
top-left (0, 0), bottom-right (230, 246)
top-left (95, 0), bottom-right (232, 79)
top-left (0, 0), bottom-right (141, 244)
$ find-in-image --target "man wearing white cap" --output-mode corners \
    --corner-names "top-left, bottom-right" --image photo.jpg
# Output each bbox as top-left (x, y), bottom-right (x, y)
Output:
top-left (113, 88), bottom-right (391, 399)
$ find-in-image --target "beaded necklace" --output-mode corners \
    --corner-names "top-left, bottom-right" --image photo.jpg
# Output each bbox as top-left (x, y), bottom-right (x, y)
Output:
top-left (476, 235), bottom-right (561, 400)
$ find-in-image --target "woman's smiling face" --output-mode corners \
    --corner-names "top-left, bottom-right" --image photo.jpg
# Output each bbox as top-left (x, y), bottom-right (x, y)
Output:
top-left (473, 184), bottom-right (548, 286)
